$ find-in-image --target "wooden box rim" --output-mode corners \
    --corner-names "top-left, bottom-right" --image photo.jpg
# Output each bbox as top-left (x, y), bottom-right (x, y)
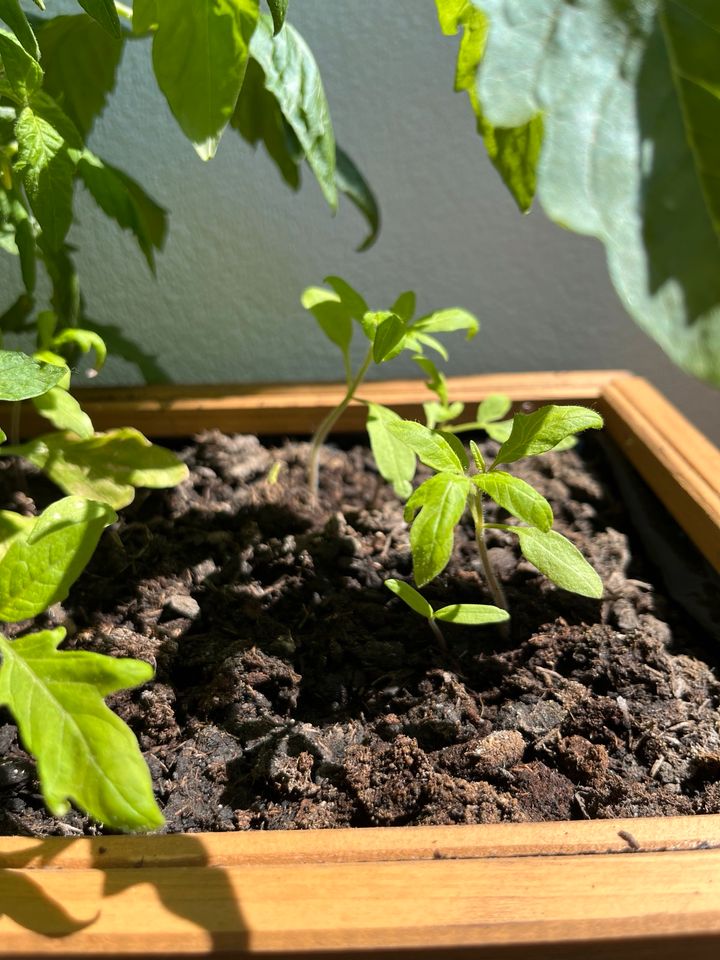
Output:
top-left (2, 369), bottom-right (720, 959)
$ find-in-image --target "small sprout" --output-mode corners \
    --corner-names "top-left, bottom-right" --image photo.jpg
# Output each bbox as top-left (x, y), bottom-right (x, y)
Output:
top-left (302, 276), bottom-right (479, 499)
top-left (387, 404), bottom-right (604, 609)
top-left (385, 578), bottom-right (508, 649)
top-left (266, 460), bottom-right (284, 485)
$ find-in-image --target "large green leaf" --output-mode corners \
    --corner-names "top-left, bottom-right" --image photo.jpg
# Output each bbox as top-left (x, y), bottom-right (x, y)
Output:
top-left (32, 386), bottom-right (94, 439)
top-left (6, 428), bottom-right (189, 508)
top-left (152, 0), bottom-right (260, 160)
top-left (249, 13), bottom-right (336, 206)
top-left (0, 27), bottom-right (42, 100)
top-left (36, 14), bottom-right (123, 138)
top-left (0, 348), bottom-right (65, 400)
top-left (335, 145), bottom-right (380, 252)
top-left (77, 0), bottom-right (121, 38)
top-left (132, 0), bottom-right (158, 34)
top-left (404, 472), bottom-right (470, 586)
top-left (366, 402), bottom-right (416, 500)
top-left (388, 419), bottom-right (467, 474)
top-left (0, 628), bottom-right (163, 831)
top-left (477, 0), bottom-right (720, 386)
top-left (0, 0), bottom-right (40, 59)
top-left (14, 97), bottom-right (78, 250)
top-left (76, 151), bottom-right (167, 271)
top-left (435, 0), bottom-right (542, 213)
top-left (514, 526), bottom-right (602, 599)
top-left (473, 470), bottom-right (553, 531)
top-left (494, 405), bottom-right (603, 465)
top-left (0, 496), bottom-right (116, 621)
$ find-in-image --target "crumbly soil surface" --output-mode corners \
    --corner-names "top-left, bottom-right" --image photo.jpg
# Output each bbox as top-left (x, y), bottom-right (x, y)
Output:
top-left (1, 431), bottom-right (719, 836)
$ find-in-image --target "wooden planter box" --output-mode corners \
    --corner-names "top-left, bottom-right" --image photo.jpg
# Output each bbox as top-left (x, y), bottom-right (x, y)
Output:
top-left (2, 370), bottom-right (720, 958)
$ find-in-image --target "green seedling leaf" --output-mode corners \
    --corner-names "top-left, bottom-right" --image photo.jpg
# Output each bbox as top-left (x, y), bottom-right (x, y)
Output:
top-left (0, 27), bottom-right (42, 100)
top-left (76, 152), bottom-right (167, 272)
top-left (435, 0), bottom-right (542, 213)
top-left (153, 0), bottom-right (259, 160)
top-left (415, 355), bottom-right (449, 406)
top-left (385, 578), bottom-right (434, 620)
top-left (324, 276), bottom-right (368, 321)
top-left (0, 496), bottom-right (116, 621)
top-left (301, 286), bottom-right (352, 354)
top-left (514, 527), bottom-right (603, 599)
top-left (0, 510), bottom-right (31, 562)
top-left (0, 349), bottom-right (65, 400)
top-left (0, 628), bottom-right (164, 831)
top-left (495, 405), bottom-right (603, 465)
top-left (424, 400), bottom-right (464, 430)
top-left (333, 145), bottom-right (380, 251)
top-left (132, 0), bottom-right (158, 34)
top-left (366, 403), bottom-right (416, 500)
top-left (0, 0), bottom-right (40, 59)
top-left (77, 0), bottom-right (121, 38)
top-left (388, 419), bottom-right (467, 474)
top-left (6, 428), bottom-right (189, 509)
top-left (51, 327), bottom-right (108, 374)
top-left (250, 14), bottom-right (336, 206)
top-left (373, 313), bottom-right (405, 363)
top-left (485, 419), bottom-right (513, 444)
top-left (435, 603), bottom-right (509, 625)
top-left (474, 471), bottom-right (553, 532)
top-left (413, 332), bottom-right (448, 361)
top-left (391, 291), bottom-right (416, 322)
top-left (469, 439), bottom-right (485, 471)
top-left (32, 387), bottom-right (94, 439)
top-left (266, 0), bottom-right (288, 34)
top-left (412, 307), bottom-right (479, 339)
top-left (404, 472), bottom-right (470, 586)
top-left (476, 394), bottom-right (512, 425)
top-left (360, 309), bottom-right (391, 342)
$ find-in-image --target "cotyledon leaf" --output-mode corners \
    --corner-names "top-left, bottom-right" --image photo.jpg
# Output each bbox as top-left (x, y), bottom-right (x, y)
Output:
top-left (477, 0), bottom-right (720, 386)
top-left (384, 578), bottom-right (434, 620)
top-left (0, 628), bottom-right (164, 831)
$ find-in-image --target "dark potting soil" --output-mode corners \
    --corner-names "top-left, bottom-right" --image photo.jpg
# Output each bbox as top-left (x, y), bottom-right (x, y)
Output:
top-left (1, 429), bottom-right (719, 836)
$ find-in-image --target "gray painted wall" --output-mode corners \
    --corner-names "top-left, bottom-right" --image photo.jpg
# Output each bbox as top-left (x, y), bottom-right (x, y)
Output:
top-left (3, 1), bottom-right (718, 441)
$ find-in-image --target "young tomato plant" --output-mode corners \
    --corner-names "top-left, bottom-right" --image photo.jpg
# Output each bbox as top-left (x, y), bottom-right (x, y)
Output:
top-left (302, 276), bottom-right (479, 498)
top-left (387, 405), bottom-right (605, 610)
top-left (385, 577), bottom-right (508, 650)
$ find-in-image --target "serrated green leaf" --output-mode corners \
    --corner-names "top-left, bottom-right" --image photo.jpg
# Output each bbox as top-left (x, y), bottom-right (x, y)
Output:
top-left (0, 348), bottom-right (65, 400)
top-left (412, 307), bottom-right (479, 340)
top-left (0, 628), bottom-right (163, 831)
top-left (32, 387), bottom-right (94, 439)
top-left (5, 428), bottom-right (189, 508)
top-left (301, 286), bottom-right (352, 354)
top-left (474, 470), bottom-right (553, 531)
top-left (0, 496), bottom-right (116, 621)
top-left (77, 0), bottom-right (121, 38)
top-left (514, 526), bottom-right (602, 599)
top-left (476, 394), bottom-right (511, 425)
top-left (384, 578), bottom-right (434, 619)
top-left (477, 0), bottom-right (720, 386)
top-left (387, 419), bottom-right (467, 474)
top-left (0, 28), bottom-right (42, 101)
top-left (495, 405), bottom-right (603, 465)
top-left (250, 14), bottom-right (336, 205)
top-left (323, 276), bottom-right (367, 320)
top-left (36, 14), bottom-right (123, 138)
top-left (153, 0), bottom-right (259, 160)
top-left (372, 313), bottom-right (405, 363)
top-left (15, 101), bottom-right (77, 250)
top-left (391, 290), bottom-right (416, 322)
top-left (469, 439), bottom-right (485, 470)
top-left (404, 472), bottom-right (470, 586)
top-left (438, 429), bottom-right (470, 470)
top-left (366, 402), bottom-right (416, 500)
top-left (334, 145), bottom-right (380, 251)
top-left (76, 151), bottom-right (167, 272)
top-left (0, 0), bottom-right (39, 59)
top-left (435, 603), bottom-right (509, 625)
top-left (132, 0), bottom-right (157, 34)
top-left (435, 0), bottom-right (542, 213)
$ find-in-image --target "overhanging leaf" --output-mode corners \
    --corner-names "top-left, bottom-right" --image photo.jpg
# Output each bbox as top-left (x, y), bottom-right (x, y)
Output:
top-left (477, 0), bottom-right (720, 386)
top-left (0, 628), bottom-right (163, 831)
top-left (0, 496), bottom-right (116, 621)
top-left (5, 428), bottom-right (189, 508)
top-left (335, 145), bottom-right (380, 251)
top-left (77, 0), bottom-right (121, 38)
top-left (266, 0), bottom-right (288, 35)
top-left (0, 0), bottom-right (40, 59)
top-left (0, 27), bottom-right (42, 100)
top-left (514, 526), bottom-right (603, 599)
top-left (132, 0), bottom-right (157, 34)
top-left (366, 402), bottom-right (416, 500)
top-left (153, 0), bottom-right (260, 160)
top-left (249, 13), bottom-right (336, 206)
top-left (0, 348), bottom-right (65, 400)
top-left (404, 472), bottom-right (470, 586)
